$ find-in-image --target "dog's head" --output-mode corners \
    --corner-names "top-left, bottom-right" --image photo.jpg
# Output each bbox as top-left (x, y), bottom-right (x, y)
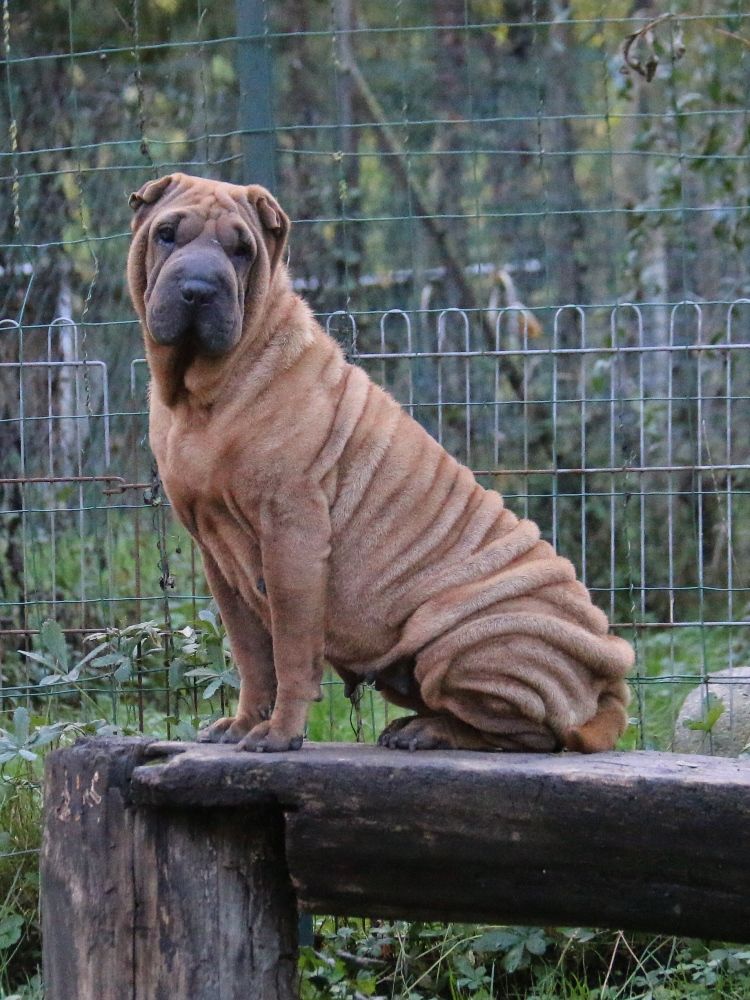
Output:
top-left (127, 173), bottom-right (289, 359)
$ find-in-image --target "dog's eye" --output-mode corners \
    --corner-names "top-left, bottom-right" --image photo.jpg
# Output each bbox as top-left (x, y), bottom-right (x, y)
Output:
top-left (156, 225), bottom-right (176, 246)
top-left (233, 241), bottom-right (254, 260)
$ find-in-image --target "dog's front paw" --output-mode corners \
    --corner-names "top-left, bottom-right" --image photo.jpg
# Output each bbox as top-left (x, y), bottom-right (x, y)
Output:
top-left (198, 715), bottom-right (255, 744)
top-left (237, 720), bottom-right (304, 753)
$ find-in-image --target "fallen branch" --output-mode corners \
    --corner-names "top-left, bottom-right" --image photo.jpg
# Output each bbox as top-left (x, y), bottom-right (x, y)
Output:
top-left (621, 13), bottom-right (683, 81)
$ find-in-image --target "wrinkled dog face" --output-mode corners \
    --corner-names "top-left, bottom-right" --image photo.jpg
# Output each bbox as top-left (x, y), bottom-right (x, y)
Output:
top-left (128, 174), bottom-right (288, 358)
top-left (143, 202), bottom-right (253, 356)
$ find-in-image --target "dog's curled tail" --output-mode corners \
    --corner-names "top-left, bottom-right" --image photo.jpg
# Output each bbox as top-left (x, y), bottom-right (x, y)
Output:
top-left (563, 680), bottom-right (630, 753)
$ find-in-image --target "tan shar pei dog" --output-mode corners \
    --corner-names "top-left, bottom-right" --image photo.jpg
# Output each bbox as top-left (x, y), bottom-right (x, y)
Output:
top-left (127, 173), bottom-right (633, 754)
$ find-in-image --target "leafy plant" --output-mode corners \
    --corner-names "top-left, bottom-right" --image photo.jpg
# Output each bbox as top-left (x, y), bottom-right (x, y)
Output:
top-left (175, 608), bottom-right (240, 700)
top-left (300, 920), bottom-right (750, 1000)
top-left (17, 621), bottom-right (77, 688)
top-left (472, 926), bottom-right (552, 974)
top-left (0, 710), bottom-right (71, 768)
top-left (682, 693), bottom-right (726, 734)
top-left (77, 620), bottom-right (165, 686)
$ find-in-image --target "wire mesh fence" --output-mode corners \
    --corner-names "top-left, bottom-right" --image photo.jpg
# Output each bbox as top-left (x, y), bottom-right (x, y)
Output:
top-left (1, 295), bottom-right (748, 751)
top-left (1, 0), bottom-right (749, 737)
top-left (0, 0), bottom-right (749, 983)
top-left (0, 4), bottom-right (748, 713)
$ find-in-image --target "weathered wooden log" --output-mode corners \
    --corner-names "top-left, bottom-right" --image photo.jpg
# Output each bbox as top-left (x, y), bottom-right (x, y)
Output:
top-left (42, 738), bottom-right (298, 1000)
top-left (133, 741), bottom-right (750, 941)
top-left (42, 738), bottom-right (750, 1000)
top-left (42, 738), bottom-right (146, 1000)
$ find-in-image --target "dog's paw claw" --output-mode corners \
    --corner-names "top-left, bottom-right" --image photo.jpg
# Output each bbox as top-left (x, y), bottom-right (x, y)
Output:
top-left (378, 716), bottom-right (456, 751)
top-left (237, 722), bottom-right (304, 753)
top-left (199, 715), bottom-right (264, 745)
top-left (198, 717), bottom-right (239, 744)
top-left (377, 716), bottom-right (412, 749)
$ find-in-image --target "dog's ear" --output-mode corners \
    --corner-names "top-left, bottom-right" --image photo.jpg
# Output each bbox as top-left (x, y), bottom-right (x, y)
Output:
top-left (128, 175), bottom-right (175, 230)
top-left (246, 185), bottom-right (290, 274)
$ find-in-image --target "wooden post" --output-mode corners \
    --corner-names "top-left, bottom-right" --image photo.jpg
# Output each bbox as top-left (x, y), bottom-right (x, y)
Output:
top-left (42, 738), bottom-right (298, 1000)
top-left (42, 738), bottom-right (146, 1000)
top-left (132, 807), bottom-right (298, 999)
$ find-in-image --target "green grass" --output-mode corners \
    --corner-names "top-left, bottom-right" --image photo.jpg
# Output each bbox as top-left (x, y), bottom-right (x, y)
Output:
top-left (307, 674), bottom-right (409, 744)
top-left (0, 773), bottom-right (43, 996)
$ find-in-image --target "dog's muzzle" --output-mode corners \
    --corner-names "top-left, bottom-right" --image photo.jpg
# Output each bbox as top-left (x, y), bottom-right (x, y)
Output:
top-left (146, 250), bottom-right (242, 357)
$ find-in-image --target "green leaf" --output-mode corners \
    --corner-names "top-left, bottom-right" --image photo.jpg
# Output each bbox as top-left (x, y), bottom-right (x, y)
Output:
top-left (207, 639), bottom-right (227, 672)
top-left (524, 930), bottom-right (549, 956)
top-left (183, 668), bottom-right (216, 680)
top-left (210, 54), bottom-right (236, 86)
top-left (0, 913), bottom-right (24, 950)
top-left (74, 641), bottom-right (113, 670)
top-left (223, 670), bottom-right (241, 691)
top-left (12, 707), bottom-right (30, 745)
top-left (198, 608), bottom-right (218, 631)
top-left (169, 657), bottom-right (187, 689)
top-left (683, 694), bottom-right (726, 733)
top-left (38, 674), bottom-right (64, 687)
top-left (40, 619), bottom-right (69, 670)
top-left (502, 942), bottom-right (527, 973)
top-left (18, 650), bottom-right (58, 670)
top-left (559, 927), bottom-right (597, 943)
top-left (29, 722), bottom-right (69, 748)
top-left (114, 660), bottom-right (133, 683)
top-left (203, 678), bottom-right (222, 700)
top-left (91, 653), bottom-right (127, 668)
top-left (473, 929), bottom-right (520, 952)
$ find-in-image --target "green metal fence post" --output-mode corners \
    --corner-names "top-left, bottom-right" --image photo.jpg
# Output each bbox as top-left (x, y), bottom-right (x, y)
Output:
top-left (235, 0), bottom-right (276, 190)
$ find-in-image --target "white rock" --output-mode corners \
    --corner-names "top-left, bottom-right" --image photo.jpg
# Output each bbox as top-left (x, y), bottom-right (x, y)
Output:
top-left (672, 666), bottom-right (750, 757)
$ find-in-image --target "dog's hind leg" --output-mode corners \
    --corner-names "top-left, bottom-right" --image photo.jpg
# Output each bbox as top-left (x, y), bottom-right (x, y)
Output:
top-left (377, 713), bottom-right (520, 751)
top-left (375, 657), bottom-right (558, 751)
top-left (411, 632), bottom-right (592, 752)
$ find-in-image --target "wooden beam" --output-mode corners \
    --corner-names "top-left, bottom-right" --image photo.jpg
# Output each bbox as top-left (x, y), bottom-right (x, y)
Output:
top-left (133, 741), bottom-right (750, 942)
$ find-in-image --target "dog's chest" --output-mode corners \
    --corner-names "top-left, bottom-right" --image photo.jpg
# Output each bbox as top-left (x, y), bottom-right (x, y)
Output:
top-left (167, 437), bottom-right (211, 497)
top-left (155, 418), bottom-right (267, 605)
top-left (156, 410), bottom-right (234, 510)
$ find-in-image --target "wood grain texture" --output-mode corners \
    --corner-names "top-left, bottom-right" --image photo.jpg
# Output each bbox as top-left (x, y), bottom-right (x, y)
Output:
top-left (134, 741), bottom-right (750, 940)
top-left (42, 737), bottom-right (150, 1000)
top-left (133, 807), bottom-right (298, 1000)
top-left (42, 738), bottom-right (298, 1000)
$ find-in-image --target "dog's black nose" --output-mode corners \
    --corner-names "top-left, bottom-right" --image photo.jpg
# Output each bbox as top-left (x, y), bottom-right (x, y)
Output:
top-left (180, 278), bottom-right (217, 306)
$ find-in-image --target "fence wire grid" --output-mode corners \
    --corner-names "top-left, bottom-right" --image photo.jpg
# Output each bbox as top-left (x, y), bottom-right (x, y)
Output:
top-left (1, 1), bottom-right (749, 761)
